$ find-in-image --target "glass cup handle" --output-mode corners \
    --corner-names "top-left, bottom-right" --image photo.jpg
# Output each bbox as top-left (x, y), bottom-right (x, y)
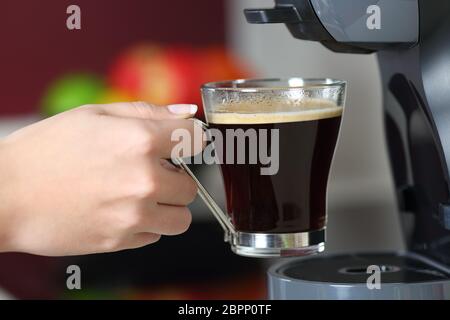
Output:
top-left (172, 119), bottom-right (236, 241)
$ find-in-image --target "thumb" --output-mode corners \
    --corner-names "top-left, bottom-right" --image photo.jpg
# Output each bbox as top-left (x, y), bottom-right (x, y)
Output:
top-left (94, 102), bottom-right (198, 120)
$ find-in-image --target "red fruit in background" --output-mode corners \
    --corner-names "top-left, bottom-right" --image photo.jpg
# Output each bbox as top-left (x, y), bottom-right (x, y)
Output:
top-left (198, 46), bottom-right (252, 84)
top-left (96, 87), bottom-right (135, 104)
top-left (109, 45), bottom-right (160, 102)
top-left (109, 44), bottom-right (199, 103)
top-left (163, 46), bottom-right (202, 105)
top-left (108, 44), bottom-right (253, 120)
top-left (109, 53), bottom-right (140, 98)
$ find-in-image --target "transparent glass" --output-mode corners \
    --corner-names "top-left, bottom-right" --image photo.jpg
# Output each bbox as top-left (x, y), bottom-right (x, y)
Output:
top-left (177, 78), bottom-right (346, 258)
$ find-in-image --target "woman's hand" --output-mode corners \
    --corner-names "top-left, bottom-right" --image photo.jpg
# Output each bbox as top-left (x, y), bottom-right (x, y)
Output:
top-left (0, 102), bottom-right (203, 256)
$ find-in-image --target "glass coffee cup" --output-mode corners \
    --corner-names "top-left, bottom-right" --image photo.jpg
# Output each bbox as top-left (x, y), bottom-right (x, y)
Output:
top-left (175, 78), bottom-right (346, 258)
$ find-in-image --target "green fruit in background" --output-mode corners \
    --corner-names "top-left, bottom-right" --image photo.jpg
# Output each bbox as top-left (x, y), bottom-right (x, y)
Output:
top-left (41, 73), bottom-right (105, 116)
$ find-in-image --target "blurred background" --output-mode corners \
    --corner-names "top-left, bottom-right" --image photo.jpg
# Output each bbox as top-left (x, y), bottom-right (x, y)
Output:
top-left (0, 0), bottom-right (404, 299)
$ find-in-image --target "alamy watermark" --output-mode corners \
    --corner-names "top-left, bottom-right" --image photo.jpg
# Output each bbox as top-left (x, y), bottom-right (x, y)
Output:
top-left (66, 265), bottom-right (81, 290)
top-left (171, 127), bottom-right (280, 176)
top-left (366, 5), bottom-right (381, 30)
top-left (66, 5), bottom-right (81, 30)
top-left (366, 265), bottom-right (381, 290)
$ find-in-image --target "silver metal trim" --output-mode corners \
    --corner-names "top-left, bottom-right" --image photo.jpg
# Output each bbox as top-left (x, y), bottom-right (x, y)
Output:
top-left (229, 229), bottom-right (326, 258)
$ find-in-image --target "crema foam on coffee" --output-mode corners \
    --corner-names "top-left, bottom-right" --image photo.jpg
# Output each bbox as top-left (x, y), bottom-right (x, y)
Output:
top-left (207, 99), bottom-right (343, 124)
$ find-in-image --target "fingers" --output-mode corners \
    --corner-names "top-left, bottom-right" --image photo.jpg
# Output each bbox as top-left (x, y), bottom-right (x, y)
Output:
top-left (92, 102), bottom-right (206, 159)
top-left (153, 118), bottom-right (207, 158)
top-left (119, 117), bottom-right (206, 159)
top-left (83, 102), bottom-right (202, 252)
top-left (152, 159), bottom-right (198, 206)
top-left (121, 233), bottom-right (162, 250)
top-left (137, 204), bottom-right (192, 236)
top-left (93, 102), bottom-right (198, 120)
top-left (105, 203), bottom-right (192, 252)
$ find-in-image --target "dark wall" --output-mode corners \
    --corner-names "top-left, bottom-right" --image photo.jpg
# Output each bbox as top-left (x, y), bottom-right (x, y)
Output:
top-left (0, 0), bottom-right (226, 115)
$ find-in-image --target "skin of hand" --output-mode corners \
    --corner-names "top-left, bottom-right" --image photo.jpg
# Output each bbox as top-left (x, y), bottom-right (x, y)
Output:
top-left (0, 102), bottom-right (205, 256)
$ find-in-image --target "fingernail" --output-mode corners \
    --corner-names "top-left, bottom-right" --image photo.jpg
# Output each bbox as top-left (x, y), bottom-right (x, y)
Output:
top-left (168, 104), bottom-right (198, 115)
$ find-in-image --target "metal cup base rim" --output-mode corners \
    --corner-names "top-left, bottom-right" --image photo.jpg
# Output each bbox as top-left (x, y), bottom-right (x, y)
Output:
top-left (228, 228), bottom-right (326, 258)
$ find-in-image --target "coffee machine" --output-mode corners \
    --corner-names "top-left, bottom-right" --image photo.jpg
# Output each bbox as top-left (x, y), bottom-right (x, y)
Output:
top-left (244, 0), bottom-right (450, 299)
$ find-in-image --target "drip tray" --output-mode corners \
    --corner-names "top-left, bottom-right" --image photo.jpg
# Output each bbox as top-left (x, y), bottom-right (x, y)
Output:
top-left (268, 252), bottom-right (450, 300)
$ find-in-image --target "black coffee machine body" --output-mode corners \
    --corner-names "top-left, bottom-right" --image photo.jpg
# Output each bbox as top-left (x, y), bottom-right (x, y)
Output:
top-left (244, 0), bottom-right (450, 299)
